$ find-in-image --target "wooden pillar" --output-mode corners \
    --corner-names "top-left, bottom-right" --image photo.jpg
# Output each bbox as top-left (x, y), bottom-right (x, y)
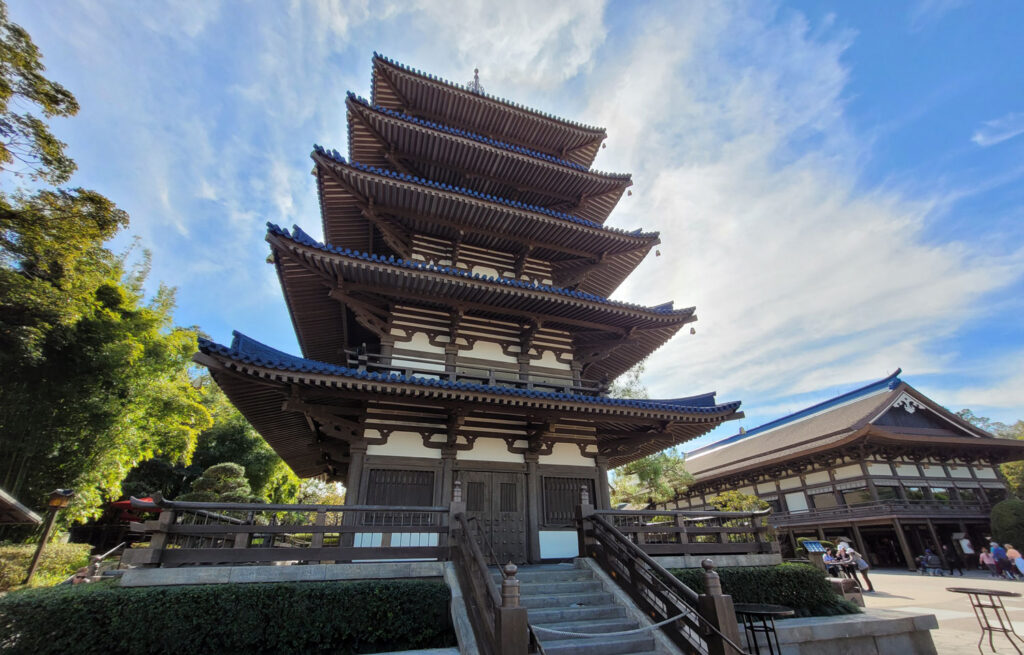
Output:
top-left (441, 448), bottom-right (457, 506)
top-left (595, 456), bottom-right (612, 510)
top-left (346, 443), bottom-right (368, 505)
top-left (817, 525), bottom-right (826, 540)
top-left (892, 518), bottom-right (916, 571)
top-left (851, 523), bottom-right (868, 562)
top-left (524, 453), bottom-right (542, 563)
top-left (444, 344), bottom-right (458, 381)
top-left (926, 518), bottom-right (947, 569)
top-left (378, 335), bottom-right (395, 368)
top-left (517, 354), bottom-right (531, 388)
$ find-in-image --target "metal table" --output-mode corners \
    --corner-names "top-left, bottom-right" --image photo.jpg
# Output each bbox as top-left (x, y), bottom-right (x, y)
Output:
top-left (734, 603), bottom-right (795, 655)
top-left (948, 587), bottom-right (1024, 654)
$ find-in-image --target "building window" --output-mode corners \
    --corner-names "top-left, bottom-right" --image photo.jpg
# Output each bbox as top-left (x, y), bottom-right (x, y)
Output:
top-left (543, 477), bottom-right (595, 525)
top-left (931, 487), bottom-right (951, 503)
top-left (365, 469), bottom-right (435, 506)
top-left (842, 487), bottom-right (872, 506)
top-left (904, 486), bottom-right (925, 501)
top-left (875, 485), bottom-right (898, 501)
top-left (986, 488), bottom-right (1007, 504)
top-left (766, 498), bottom-right (782, 513)
top-left (958, 488), bottom-right (979, 503)
top-left (811, 493), bottom-right (838, 509)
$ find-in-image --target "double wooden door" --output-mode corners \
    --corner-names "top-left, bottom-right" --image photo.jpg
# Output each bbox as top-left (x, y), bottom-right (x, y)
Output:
top-left (458, 470), bottom-right (527, 564)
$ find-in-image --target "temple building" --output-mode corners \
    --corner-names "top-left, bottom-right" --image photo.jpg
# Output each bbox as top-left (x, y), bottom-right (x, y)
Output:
top-left (675, 370), bottom-right (1024, 570)
top-left (195, 54), bottom-right (744, 563)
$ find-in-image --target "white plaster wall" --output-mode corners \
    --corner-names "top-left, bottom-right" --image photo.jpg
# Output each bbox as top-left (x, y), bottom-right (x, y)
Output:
top-left (756, 482), bottom-right (776, 494)
top-left (779, 477), bottom-right (802, 490)
top-left (833, 464), bottom-right (861, 480)
top-left (456, 437), bottom-right (523, 463)
top-left (895, 464), bottom-right (919, 477)
top-left (466, 340), bottom-right (517, 365)
top-left (541, 442), bottom-right (591, 466)
top-left (366, 431), bottom-right (441, 459)
top-left (540, 531), bottom-right (579, 559)
top-left (470, 265), bottom-right (500, 278)
top-left (867, 462), bottom-right (892, 476)
top-left (805, 471), bottom-right (830, 485)
top-left (403, 332), bottom-right (446, 355)
top-left (738, 486), bottom-right (755, 496)
top-left (535, 350), bottom-right (571, 371)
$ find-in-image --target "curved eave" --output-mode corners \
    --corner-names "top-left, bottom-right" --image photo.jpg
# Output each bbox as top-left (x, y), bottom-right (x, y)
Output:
top-left (371, 54), bottom-right (606, 168)
top-left (313, 154), bottom-right (658, 296)
top-left (346, 97), bottom-right (629, 225)
top-left (269, 225), bottom-right (694, 381)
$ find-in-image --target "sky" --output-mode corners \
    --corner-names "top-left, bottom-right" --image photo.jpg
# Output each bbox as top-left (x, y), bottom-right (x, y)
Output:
top-left (10, 0), bottom-right (1024, 452)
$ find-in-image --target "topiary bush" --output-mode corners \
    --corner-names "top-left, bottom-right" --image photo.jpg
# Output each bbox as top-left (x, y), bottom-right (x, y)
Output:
top-left (0, 578), bottom-right (456, 654)
top-left (672, 563), bottom-right (859, 617)
top-left (0, 542), bottom-right (92, 591)
top-left (991, 499), bottom-right (1024, 549)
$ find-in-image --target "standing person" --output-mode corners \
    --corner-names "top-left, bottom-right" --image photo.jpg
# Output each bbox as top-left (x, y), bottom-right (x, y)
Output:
top-left (923, 549), bottom-right (944, 576)
top-left (992, 542), bottom-right (1012, 579)
top-left (980, 548), bottom-right (998, 577)
top-left (943, 544), bottom-right (965, 576)
top-left (1005, 545), bottom-right (1022, 580)
top-left (839, 543), bottom-right (875, 592)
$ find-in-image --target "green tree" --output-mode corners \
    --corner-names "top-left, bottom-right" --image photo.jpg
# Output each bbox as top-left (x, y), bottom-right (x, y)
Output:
top-left (990, 498), bottom-right (1024, 551)
top-left (958, 409), bottom-right (1024, 498)
top-left (0, 1), bottom-right (78, 184)
top-left (708, 489), bottom-right (769, 513)
top-left (611, 450), bottom-right (694, 507)
top-left (178, 463), bottom-right (262, 503)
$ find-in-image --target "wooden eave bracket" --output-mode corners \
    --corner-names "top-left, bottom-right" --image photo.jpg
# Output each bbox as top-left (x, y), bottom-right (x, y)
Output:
top-left (328, 287), bottom-right (391, 339)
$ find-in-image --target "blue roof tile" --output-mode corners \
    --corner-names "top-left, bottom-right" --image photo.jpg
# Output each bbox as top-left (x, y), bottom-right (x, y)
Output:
top-left (200, 331), bottom-right (739, 416)
top-left (269, 222), bottom-right (687, 317)
top-left (346, 93), bottom-right (628, 179)
top-left (686, 369), bottom-right (902, 457)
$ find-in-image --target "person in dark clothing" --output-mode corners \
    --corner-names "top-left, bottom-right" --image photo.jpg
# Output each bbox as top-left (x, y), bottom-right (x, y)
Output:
top-left (943, 544), bottom-right (965, 576)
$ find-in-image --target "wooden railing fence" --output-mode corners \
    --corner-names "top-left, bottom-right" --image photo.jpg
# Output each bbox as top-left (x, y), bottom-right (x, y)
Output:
top-left (597, 507), bottom-right (777, 556)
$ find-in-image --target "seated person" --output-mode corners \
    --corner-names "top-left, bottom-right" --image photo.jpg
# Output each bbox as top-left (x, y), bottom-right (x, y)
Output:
top-left (823, 548), bottom-right (841, 577)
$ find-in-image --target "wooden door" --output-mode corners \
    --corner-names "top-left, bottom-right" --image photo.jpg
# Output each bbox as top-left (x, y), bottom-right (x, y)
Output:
top-left (459, 470), bottom-right (527, 564)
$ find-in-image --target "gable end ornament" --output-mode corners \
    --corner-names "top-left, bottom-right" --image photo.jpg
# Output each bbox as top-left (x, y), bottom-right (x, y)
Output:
top-left (893, 392), bottom-right (925, 414)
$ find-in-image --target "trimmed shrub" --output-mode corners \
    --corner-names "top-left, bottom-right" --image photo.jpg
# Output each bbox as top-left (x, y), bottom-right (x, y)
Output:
top-left (991, 499), bottom-right (1024, 550)
top-left (672, 563), bottom-right (859, 617)
top-left (0, 578), bottom-right (456, 654)
top-left (0, 542), bottom-right (92, 591)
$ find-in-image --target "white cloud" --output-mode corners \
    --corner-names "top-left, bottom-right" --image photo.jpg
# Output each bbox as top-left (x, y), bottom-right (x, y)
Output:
top-left (908, 0), bottom-right (968, 33)
top-left (971, 112), bottom-right (1024, 147)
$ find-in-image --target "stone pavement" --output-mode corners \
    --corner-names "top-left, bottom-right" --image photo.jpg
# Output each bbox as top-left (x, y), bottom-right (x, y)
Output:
top-left (864, 568), bottom-right (1024, 653)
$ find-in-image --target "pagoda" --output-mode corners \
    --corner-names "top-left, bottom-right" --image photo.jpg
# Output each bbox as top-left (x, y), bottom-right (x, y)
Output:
top-left (195, 54), bottom-right (743, 563)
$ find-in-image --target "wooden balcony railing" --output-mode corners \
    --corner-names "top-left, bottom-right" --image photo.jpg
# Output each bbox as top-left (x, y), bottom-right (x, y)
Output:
top-left (122, 495), bottom-right (448, 567)
top-left (769, 498), bottom-right (989, 527)
top-left (594, 508), bottom-right (778, 557)
top-left (344, 348), bottom-right (608, 396)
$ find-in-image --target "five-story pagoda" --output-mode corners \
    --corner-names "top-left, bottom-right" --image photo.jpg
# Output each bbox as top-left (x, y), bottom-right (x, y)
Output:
top-left (195, 54), bottom-right (743, 563)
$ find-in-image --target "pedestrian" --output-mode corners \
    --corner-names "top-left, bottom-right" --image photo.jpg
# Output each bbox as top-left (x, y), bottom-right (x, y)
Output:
top-left (959, 536), bottom-right (977, 570)
top-left (943, 544), bottom-right (965, 576)
top-left (823, 548), bottom-right (841, 577)
top-left (992, 542), bottom-right (1013, 580)
top-left (980, 548), bottom-right (998, 577)
top-left (923, 549), bottom-right (944, 576)
top-left (838, 542), bottom-right (875, 592)
top-left (1006, 544), bottom-right (1022, 580)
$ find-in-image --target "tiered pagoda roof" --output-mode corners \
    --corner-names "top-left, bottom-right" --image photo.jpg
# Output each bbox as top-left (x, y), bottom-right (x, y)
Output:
top-left (346, 94), bottom-right (630, 224)
top-left (371, 53), bottom-right (607, 167)
top-left (269, 223), bottom-right (692, 382)
top-left (197, 332), bottom-right (742, 473)
top-left (312, 149), bottom-right (657, 296)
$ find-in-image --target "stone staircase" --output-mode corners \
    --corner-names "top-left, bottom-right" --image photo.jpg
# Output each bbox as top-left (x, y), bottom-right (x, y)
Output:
top-left (494, 563), bottom-right (665, 655)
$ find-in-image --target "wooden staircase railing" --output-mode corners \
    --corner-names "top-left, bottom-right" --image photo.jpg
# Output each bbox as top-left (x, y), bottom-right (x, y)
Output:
top-left (577, 489), bottom-right (749, 655)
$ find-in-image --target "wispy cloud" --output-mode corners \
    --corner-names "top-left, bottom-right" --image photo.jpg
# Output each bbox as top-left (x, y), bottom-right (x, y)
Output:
top-left (971, 112), bottom-right (1024, 147)
top-left (908, 0), bottom-right (968, 33)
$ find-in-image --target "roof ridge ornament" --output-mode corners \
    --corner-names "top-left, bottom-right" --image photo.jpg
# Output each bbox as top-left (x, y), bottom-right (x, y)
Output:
top-left (466, 67), bottom-right (484, 95)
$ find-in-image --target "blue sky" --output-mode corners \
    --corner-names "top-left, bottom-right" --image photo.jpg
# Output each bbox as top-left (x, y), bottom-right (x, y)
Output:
top-left (10, 1), bottom-right (1024, 453)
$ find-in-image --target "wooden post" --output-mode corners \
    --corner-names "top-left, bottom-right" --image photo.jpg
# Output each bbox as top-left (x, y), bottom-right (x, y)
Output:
top-left (496, 562), bottom-right (529, 655)
top-left (595, 456), bottom-right (612, 510)
top-left (525, 453), bottom-right (542, 563)
top-left (892, 518), bottom-right (916, 571)
top-left (697, 559), bottom-right (743, 655)
top-left (23, 508), bottom-right (60, 585)
top-left (577, 485), bottom-right (595, 558)
top-left (306, 508), bottom-right (326, 563)
top-left (449, 480), bottom-right (466, 559)
top-left (147, 508), bottom-right (176, 568)
top-left (926, 518), bottom-right (947, 569)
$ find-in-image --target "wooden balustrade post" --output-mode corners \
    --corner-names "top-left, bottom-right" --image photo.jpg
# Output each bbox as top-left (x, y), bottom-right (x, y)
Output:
top-left (147, 508), bottom-right (176, 568)
top-left (697, 559), bottom-right (743, 655)
top-left (306, 508), bottom-right (327, 563)
top-left (497, 562), bottom-right (529, 655)
top-left (576, 485), bottom-right (596, 558)
top-left (449, 481), bottom-right (466, 560)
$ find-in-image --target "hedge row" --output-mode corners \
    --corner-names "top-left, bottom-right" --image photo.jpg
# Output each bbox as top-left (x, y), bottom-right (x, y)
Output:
top-left (0, 579), bottom-right (456, 654)
top-left (672, 563), bottom-right (860, 617)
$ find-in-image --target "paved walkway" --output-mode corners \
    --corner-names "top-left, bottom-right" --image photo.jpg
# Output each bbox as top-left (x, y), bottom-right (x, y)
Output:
top-left (864, 568), bottom-right (1024, 653)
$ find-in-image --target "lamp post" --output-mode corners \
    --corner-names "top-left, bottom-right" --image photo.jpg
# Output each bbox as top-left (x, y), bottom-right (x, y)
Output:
top-left (23, 489), bottom-right (75, 585)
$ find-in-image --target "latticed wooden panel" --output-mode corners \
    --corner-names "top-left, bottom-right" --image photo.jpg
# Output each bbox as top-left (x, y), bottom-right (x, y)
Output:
top-left (543, 477), bottom-right (595, 525)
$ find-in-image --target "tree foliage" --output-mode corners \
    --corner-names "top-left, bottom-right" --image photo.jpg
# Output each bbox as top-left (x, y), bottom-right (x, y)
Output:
top-left (990, 498), bottom-right (1024, 551)
top-left (611, 450), bottom-right (694, 507)
top-left (0, 5), bottom-right (210, 532)
top-left (708, 489), bottom-right (769, 512)
top-left (0, 2), bottom-right (79, 184)
top-left (178, 463), bottom-right (263, 504)
top-left (958, 409), bottom-right (1024, 497)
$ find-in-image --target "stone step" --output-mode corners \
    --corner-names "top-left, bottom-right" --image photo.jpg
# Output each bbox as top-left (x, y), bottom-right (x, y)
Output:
top-left (519, 591), bottom-right (613, 609)
top-left (531, 617), bottom-right (639, 635)
top-left (527, 603), bottom-right (626, 624)
top-left (534, 632), bottom-right (656, 655)
top-left (517, 580), bottom-right (604, 595)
